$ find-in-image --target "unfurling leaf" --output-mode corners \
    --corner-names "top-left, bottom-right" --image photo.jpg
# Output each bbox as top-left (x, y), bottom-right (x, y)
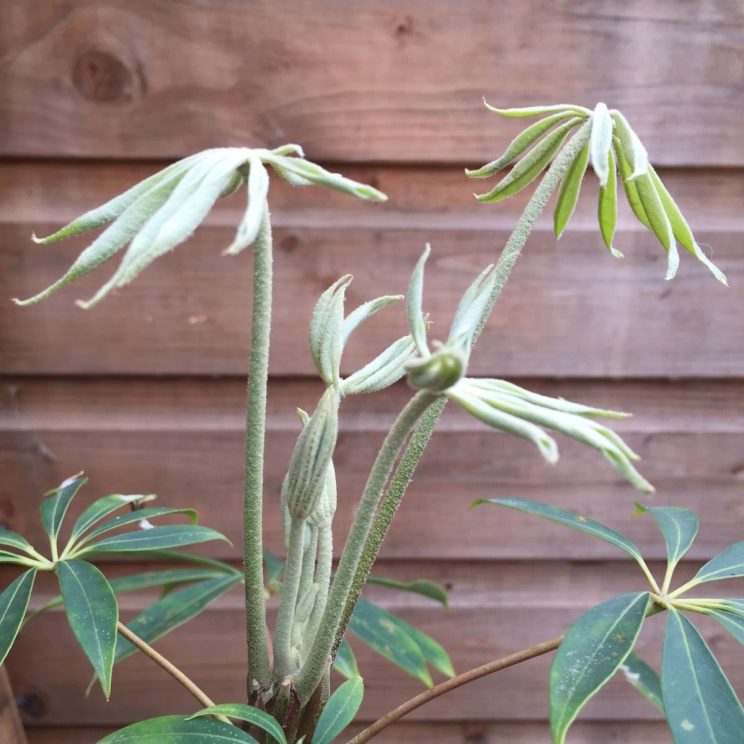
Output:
top-left (550, 592), bottom-right (649, 744)
top-left (312, 677), bottom-right (364, 744)
top-left (407, 345), bottom-right (466, 394)
top-left (310, 275), bottom-right (352, 386)
top-left (662, 611), bottom-right (744, 743)
top-left (341, 336), bottom-right (417, 396)
top-left (448, 264), bottom-right (496, 353)
top-left (0, 569), bottom-right (37, 665)
top-left (589, 102), bottom-right (614, 187)
top-left (407, 246), bottom-right (431, 356)
top-left (223, 157), bottom-right (270, 256)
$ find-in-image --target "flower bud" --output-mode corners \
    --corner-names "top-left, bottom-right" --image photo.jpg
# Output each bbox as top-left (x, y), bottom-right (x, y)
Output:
top-left (406, 345), bottom-right (465, 393)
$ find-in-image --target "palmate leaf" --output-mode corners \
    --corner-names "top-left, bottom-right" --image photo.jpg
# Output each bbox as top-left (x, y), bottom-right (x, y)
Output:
top-left (0, 569), bottom-right (36, 665)
top-left (74, 506), bottom-right (198, 546)
top-left (76, 525), bottom-right (229, 556)
top-left (636, 504), bottom-right (699, 571)
top-left (100, 715), bottom-right (257, 743)
top-left (70, 493), bottom-right (157, 543)
top-left (189, 705), bottom-right (286, 744)
top-left (406, 245), bottom-right (430, 356)
top-left (618, 651), bottom-right (665, 714)
top-left (40, 472), bottom-right (87, 543)
top-left (312, 677), bottom-right (364, 744)
top-left (550, 592), bottom-right (649, 744)
top-left (0, 527), bottom-right (38, 557)
top-left (662, 611), bottom-right (744, 743)
top-left (57, 559), bottom-right (118, 698)
top-left (692, 542), bottom-right (744, 585)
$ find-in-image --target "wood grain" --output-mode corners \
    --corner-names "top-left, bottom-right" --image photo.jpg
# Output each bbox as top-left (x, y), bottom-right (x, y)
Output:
top-left (0, 669), bottom-right (27, 744)
top-left (1, 1), bottom-right (743, 165)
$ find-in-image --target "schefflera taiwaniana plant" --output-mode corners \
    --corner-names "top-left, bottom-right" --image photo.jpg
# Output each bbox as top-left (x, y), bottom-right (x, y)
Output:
top-left (468, 101), bottom-right (726, 284)
top-left (13, 145), bottom-right (386, 308)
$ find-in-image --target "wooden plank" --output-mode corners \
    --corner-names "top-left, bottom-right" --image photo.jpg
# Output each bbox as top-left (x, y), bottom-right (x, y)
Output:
top-left (1, 1), bottom-right (742, 166)
top-left (0, 668), bottom-right (27, 744)
top-left (3, 377), bottom-right (743, 561)
top-left (25, 721), bottom-right (674, 744)
top-left (1, 164), bottom-right (740, 377)
top-left (8, 583), bottom-right (739, 726)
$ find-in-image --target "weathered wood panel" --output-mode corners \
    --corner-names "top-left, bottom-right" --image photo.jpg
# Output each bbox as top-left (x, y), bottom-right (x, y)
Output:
top-left (1, 1), bottom-right (743, 165)
top-left (1, 165), bottom-right (740, 377)
top-left (0, 669), bottom-right (27, 744)
top-left (2, 378), bottom-right (743, 561)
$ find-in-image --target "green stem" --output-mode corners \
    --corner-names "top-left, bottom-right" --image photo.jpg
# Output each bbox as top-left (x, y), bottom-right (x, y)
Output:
top-left (243, 204), bottom-right (273, 691)
top-left (295, 390), bottom-right (439, 702)
top-left (274, 518), bottom-right (307, 679)
top-left (335, 120), bottom-right (595, 651)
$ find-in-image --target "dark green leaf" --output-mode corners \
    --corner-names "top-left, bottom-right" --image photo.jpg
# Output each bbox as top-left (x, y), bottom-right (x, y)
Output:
top-left (473, 498), bottom-right (646, 565)
top-left (77, 525), bottom-right (228, 555)
top-left (636, 504), bottom-right (698, 569)
top-left (662, 611), bottom-right (744, 743)
top-left (71, 493), bottom-right (157, 542)
top-left (333, 638), bottom-right (360, 679)
top-left (0, 527), bottom-right (37, 557)
top-left (394, 614), bottom-right (455, 678)
top-left (313, 677), bottom-right (364, 744)
top-left (189, 705), bottom-right (286, 744)
top-left (132, 549), bottom-right (238, 573)
top-left (77, 506), bottom-right (198, 545)
top-left (40, 473), bottom-right (87, 542)
top-left (693, 542), bottom-right (744, 585)
top-left (0, 569), bottom-right (36, 664)
top-left (114, 574), bottom-right (240, 664)
top-left (366, 576), bottom-right (449, 608)
top-left (554, 140), bottom-right (590, 238)
top-left (708, 609), bottom-right (744, 646)
top-left (349, 599), bottom-right (432, 687)
top-left (57, 559), bottom-right (118, 698)
top-left (99, 715), bottom-right (257, 743)
top-left (263, 550), bottom-right (285, 594)
top-left (550, 592), bottom-right (649, 744)
top-left (617, 651), bottom-right (664, 713)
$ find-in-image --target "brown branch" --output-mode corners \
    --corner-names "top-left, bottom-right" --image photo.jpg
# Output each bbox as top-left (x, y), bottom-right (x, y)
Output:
top-left (346, 635), bottom-right (564, 744)
top-left (116, 622), bottom-right (220, 713)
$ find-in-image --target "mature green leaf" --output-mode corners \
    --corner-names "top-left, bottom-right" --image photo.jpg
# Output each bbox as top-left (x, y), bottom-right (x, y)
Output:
top-left (0, 527), bottom-right (37, 557)
top-left (0, 569), bottom-right (36, 664)
top-left (466, 111), bottom-right (576, 178)
top-left (77, 525), bottom-right (228, 555)
top-left (135, 549), bottom-right (238, 573)
top-left (114, 574), bottom-right (240, 664)
top-left (99, 715), bottom-right (257, 743)
top-left (333, 638), bottom-right (360, 679)
top-left (0, 550), bottom-right (31, 565)
top-left (223, 157), bottom-right (269, 255)
top-left (313, 677), bottom-right (364, 744)
top-left (263, 550), bottom-right (286, 594)
top-left (597, 149), bottom-right (621, 257)
top-left (634, 172), bottom-right (679, 280)
top-left (71, 493), bottom-right (157, 542)
top-left (589, 102), bottom-right (614, 186)
top-left (476, 118), bottom-right (580, 203)
top-left (618, 651), bottom-right (664, 713)
top-left (550, 592), bottom-right (649, 744)
top-left (648, 165), bottom-right (727, 285)
top-left (554, 140), bottom-right (590, 238)
top-left (662, 611), bottom-right (744, 743)
top-left (57, 559), bottom-right (118, 698)
top-left (77, 506), bottom-right (198, 545)
top-left (349, 599), bottom-right (433, 687)
top-left (482, 102), bottom-right (589, 118)
top-left (636, 504), bottom-right (698, 569)
top-left (707, 609), bottom-right (744, 646)
top-left (474, 498), bottom-right (646, 565)
top-left (342, 295), bottom-right (402, 344)
top-left (40, 473), bottom-right (87, 542)
top-left (693, 542), bottom-right (744, 584)
top-left (393, 613), bottom-right (455, 678)
top-left (366, 576), bottom-right (449, 608)
top-left (341, 336), bottom-right (417, 396)
top-left (190, 705), bottom-right (286, 744)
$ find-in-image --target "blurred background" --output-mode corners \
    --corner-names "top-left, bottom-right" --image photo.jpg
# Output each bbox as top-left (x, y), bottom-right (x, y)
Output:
top-left (1, 2), bottom-right (742, 742)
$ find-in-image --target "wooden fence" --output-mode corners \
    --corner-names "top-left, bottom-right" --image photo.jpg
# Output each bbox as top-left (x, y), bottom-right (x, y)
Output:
top-left (1, 2), bottom-right (743, 742)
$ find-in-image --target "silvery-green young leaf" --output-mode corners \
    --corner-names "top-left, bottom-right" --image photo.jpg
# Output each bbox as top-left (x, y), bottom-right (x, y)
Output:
top-left (589, 102), bottom-right (614, 186)
top-left (597, 149), bottom-right (622, 257)
top-left (407, 245), bottom-right (431, 356)
top-left (310, 275), bottom-right (353, 386)
top-left (614, 137), bottom-right (652, 229)
top-left (448, 264), bottom-right (496, 352)
top-left (40, 472), bottom-right (87, 543)
top-left (633, 171), bottom-right (680, 281)
top-left (341, 336), bottom-right (417, 395)
top-left (308, 459), bottom-right (337, 529)
top-left (662, 610), bottom-right (744, 744)
top-left (554, 139), bottom-right (591, 238)
top-left (475, 118), bottom-right (581, 202)
top-left (648, 165), bottom-right (727, 285)
top-left (342, 295), bottom-right (403, 344)
top-left (482, 101), bottom-right (590, 118)
top-left (550, 592), bottom-right (649, 744)
top-left (636, 504), bottom-right (699, 570)
top-left (0, 569), bottom-right (37, 665)
top-left (223, 156), bottom-right (270, 255)
top-left (466, 111), bottom-right (577, 178)
top-left (407, 345), bottom-right (466, 394)
top-left (610, 110), bottom-right (648, 179)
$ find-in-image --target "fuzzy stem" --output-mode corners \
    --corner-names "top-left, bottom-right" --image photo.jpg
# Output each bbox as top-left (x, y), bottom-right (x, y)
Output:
top-left (274, 518), bottom-right (307, 679)
top-left (335, 121), bottom-right (595, 652)
top-left (243, 204), bottom-right (273, 691)
top-left (116, 621), bottom-right (223, 715)
top-left (346, 635), bottom-right (564, 744)
top-left (295, 391), bottom-right (439, 702)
